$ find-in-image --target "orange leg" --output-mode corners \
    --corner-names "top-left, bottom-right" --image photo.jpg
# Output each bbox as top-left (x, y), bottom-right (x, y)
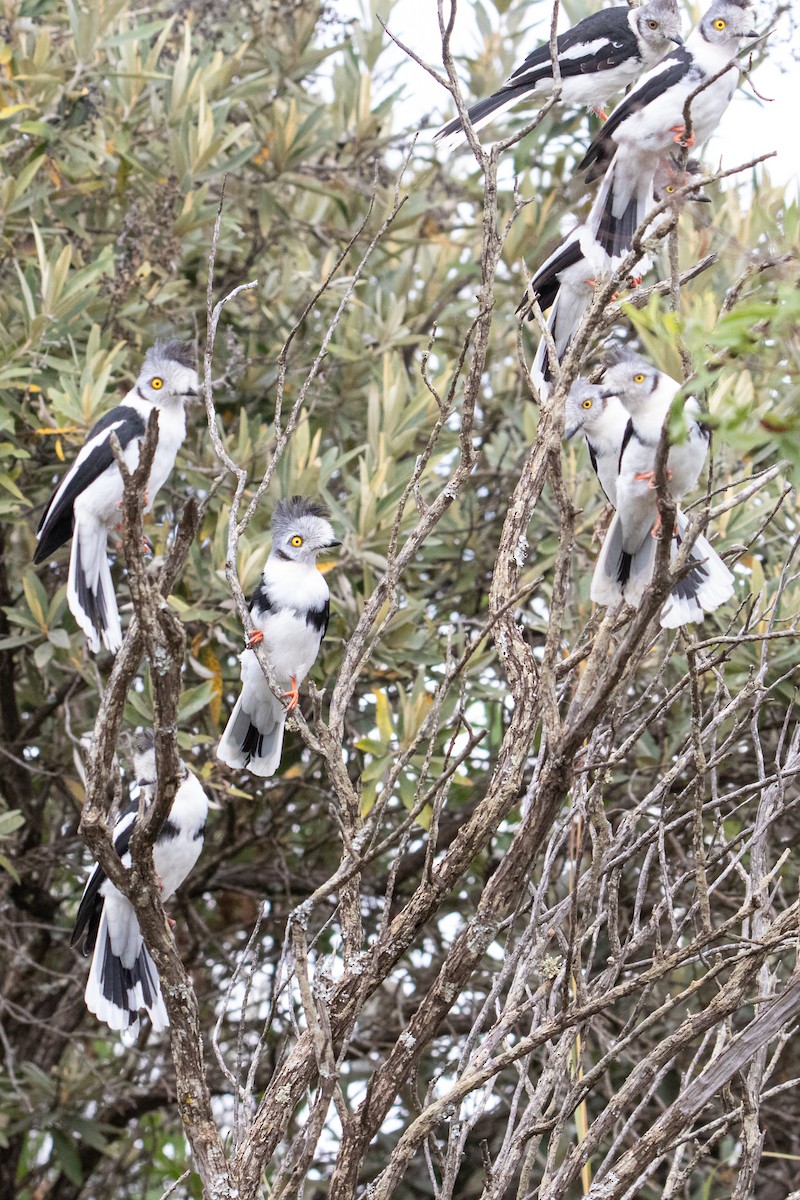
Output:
top-left (586, 279), bottom-right (618, 301)
top-left (628, 274), bottom-right (643, 289)
top-left (591, 106), bottom-right (608, 122)
top-left (670, 124), bottom-right (695, 147)
top-left (635, 469), bottom-right (673, 489)
top-left (283, 676), bottom-right (299, 711)
top-left (245, 629), bottom-right (263, 650)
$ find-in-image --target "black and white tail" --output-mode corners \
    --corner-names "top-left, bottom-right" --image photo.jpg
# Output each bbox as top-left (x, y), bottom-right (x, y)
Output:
top-left (68, 525), bottom-right (122, 654)
top-left (217, 691), bottom-right (286, 778)
top-left (591, 510), bottom-right (734, 627)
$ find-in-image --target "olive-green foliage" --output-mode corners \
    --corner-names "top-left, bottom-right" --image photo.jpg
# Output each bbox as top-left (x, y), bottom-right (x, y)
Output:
top-left (1, 0), bottom-right (798, 1197)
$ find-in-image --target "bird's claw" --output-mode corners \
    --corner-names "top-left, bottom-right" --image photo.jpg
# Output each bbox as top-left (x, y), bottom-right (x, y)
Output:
top-left (586, 278), bottom-right (618, 301)
top-left (245, 629), bottom-right (264, 650)
top-left (670, 125), bottom-right (695, 147)
top-left (628, 274), bottom-right (643, 289)
top-left (282, 677), bottom-right (299, 711)
top-left (635, 469), bottom-right (672, 489)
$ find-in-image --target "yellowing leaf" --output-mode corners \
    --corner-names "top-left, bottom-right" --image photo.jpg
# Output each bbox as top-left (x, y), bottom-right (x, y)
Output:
top-left (374, 689), bottom-right (394, 743)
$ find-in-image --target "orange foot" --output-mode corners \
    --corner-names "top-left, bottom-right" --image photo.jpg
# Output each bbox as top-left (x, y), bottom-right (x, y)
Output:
top-left (283, 676), bottom-right (299, 712)
top-left (591, 106), bottom-right (608, 122)
top-left (167, 916), bottom-right (176, 929)
top-left (635, 469), bottom-right (673, 489)
top-left (670, 125), bottom-right (695, 147)
top-left (586, 278), bottom-right (618, 301)
top-left (628, 274), bottom-right (643, 289)
top-left (245, 629), bottom-right (263, 650)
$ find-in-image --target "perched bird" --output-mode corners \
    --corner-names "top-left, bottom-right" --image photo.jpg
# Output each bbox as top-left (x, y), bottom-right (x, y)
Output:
top-left (71, 732), bottom-right (209, 1034)
top-left (579, 0), bottom-right (757, 260)
top-left (564, 379), bottom-right (630, 505)
top-left (217, 497), bottom-right (340, 777)
top-left (34, 341), bottom-right (199, 654)
top-left (436, 0), bottom-right (683, 145)
top-left (523, 157), bottom-right (708, 391)
top-left (580, 354), bottom-right (735, 627)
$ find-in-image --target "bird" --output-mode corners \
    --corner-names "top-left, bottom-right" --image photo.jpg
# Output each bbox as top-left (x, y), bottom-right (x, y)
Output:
top-left (435, 0), bottom-right (684, 145)
top-left (578, 0), bottom-right (757, 262)
top-left (34, 340), bottom-right (199, 655)
top-left (577, 354), bottom-right (735, 627)
top-left (522, 156), bottom-right (709, 392)
top-left (564, 379), bottom-right (630, 506)
top-left (71, 731), bottom-right (209, 1034)
top-left (217, 496), bottom-right (340, 777)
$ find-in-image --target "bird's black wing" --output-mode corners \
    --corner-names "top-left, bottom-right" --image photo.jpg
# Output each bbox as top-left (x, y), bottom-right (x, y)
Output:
top-left (306, 598), bottom-right (330, 641)
top-left (520, 237), bottom-right (584, 316)
top-left (509, 8), bottom-right (634, 87)
top-left (70, 801), bottom-right (138, 954)
top-left (618, 418), bottom-right (635, 472)
top-left (249, 580), bottom-right (275, 618)
top-left (436, 8), bottom-right (633, 141)
top-left (35, 404), bottom-right (147, 562)
top-left (579, 50), bottom-right (693, 175)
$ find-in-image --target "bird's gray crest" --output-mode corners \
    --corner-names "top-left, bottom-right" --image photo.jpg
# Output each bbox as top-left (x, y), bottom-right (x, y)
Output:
top-left (700, 0), bottom-right (757, 33)
top-left (145, 339), bottom-right (196, 371)
top-left (602, 345), bottom-right (644, 369)
top-left (272, 495), bottom-right (332, 530)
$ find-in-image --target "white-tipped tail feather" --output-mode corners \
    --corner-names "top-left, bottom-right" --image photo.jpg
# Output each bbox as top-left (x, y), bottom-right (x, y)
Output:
top-left (591, 509), bottom-right (734, 627)
top-left (216, 680), bottom-right (286, 778)
top-left (68, 523), bottom-right (122, 654)
top-left (84, 905), bottom-right (168, 1033)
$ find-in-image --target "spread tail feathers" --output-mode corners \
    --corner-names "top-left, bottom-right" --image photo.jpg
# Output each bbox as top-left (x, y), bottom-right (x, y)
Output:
top-left (68, 526), bottom-right (122, 654)
top-left (591, 511), bottom-right (735, 627)
top-left (660, 516), bottom-right (735, 628)
top-left (84, 909), bottom-right (168, 1033)
top-left (217, 691), bottom-right (286, 778)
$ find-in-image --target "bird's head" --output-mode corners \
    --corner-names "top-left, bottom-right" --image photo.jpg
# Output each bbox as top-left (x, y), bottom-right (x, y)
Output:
top-left (271, 496), bottom-right (341, 565)
top-left (136, 340), bottom-right (199, 405)
top-left (601, 350), bottom-right (661, 407)
top-left (132, 729), bottom-right (157, 787)
top-left (633, 0), bottom-right (684, 51)
top-left (699, 0), bottom-right (758, 47)
top-left (654, 155), bottom-right (712, 206)
top-left (564, 380), bottom-right (612, 439)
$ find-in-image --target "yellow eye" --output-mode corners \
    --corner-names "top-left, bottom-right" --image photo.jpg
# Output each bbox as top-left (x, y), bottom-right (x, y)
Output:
top-left (150, 377), bottom-right (163, 389)
top-left (665, 185), bottom-right (676, 193)
top-left (290, 535), bottom-right (303, 547)
top-left (582, 399), bottom-right (593, 409)
top-left (633, 373), bottom-right (646, 384)
top-left (713, 18), bottom-right (726, 30)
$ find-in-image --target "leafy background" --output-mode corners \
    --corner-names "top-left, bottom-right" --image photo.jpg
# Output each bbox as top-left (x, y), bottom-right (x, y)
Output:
top-left (1, 0), bottom-right (799, 1197)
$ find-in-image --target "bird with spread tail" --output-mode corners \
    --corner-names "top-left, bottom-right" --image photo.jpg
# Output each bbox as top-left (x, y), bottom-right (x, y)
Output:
top-left (71, 732), bottom-right (209, 1034)
top-left (34, 341), bottom-right (198, 654)
top-left (217, 496), bottom-right (340, 778)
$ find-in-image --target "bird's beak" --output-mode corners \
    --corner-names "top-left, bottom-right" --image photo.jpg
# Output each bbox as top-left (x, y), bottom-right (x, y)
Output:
top-left (670, 33), bottom-right (684, 45)
top-left (745, 30), bottom-right (759, 38)
top-left (564, 421), bottom-right (580, 440)
top-left (694, 194), bottom-right (712, 204)
top-left (183, 388), bottom-right (201, 402)
top-left (326, 539), bottom-right (342, 548)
